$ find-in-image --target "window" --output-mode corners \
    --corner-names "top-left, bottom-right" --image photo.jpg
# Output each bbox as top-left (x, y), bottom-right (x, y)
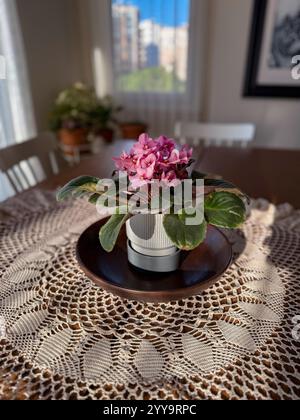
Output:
top-left (112, 0), bottom-right (191, 93)
top-left (88, 0), bottom-right (206, 136)
top-left (0, 0), bottom-right (36, 201)
top-left (0, 0), bottom-right (35, 149)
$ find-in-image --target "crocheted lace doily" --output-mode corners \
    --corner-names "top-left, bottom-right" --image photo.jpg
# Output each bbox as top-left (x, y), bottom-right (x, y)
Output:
top-left (0, 190), bottom-right (299, 400)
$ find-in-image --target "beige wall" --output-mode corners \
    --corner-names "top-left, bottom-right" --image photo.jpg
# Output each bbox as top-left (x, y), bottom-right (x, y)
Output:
top-left (205, 0), bottom-right (300, 149)
top-left (16, 0), bottom-right (300, 149)
top-left (16, 0), bottom-right (85, 131)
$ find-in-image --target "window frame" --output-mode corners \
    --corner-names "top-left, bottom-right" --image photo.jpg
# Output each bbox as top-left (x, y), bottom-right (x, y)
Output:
top-left (83, 0), bottom-right (208, 119)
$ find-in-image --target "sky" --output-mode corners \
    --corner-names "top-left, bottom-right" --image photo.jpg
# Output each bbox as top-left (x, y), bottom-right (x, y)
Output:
top-left (113, 0), bottom-right (190, 26)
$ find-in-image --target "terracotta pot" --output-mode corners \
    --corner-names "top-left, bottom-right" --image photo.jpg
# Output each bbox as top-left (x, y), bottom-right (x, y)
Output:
top-left (119, 123), bottom-right (148, 140)
top-left (59, 128), bottom-right (88, 146)
top-left (97, 128), bottom-right (114, 143)
top-left (58, 128), bottom-right (89, 157)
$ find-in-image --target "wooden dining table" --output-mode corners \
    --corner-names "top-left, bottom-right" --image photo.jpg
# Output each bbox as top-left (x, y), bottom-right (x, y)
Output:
top-left (40, 141), bottom-right (300, 209)
top-left (1, 140), bottom-right (300, 401)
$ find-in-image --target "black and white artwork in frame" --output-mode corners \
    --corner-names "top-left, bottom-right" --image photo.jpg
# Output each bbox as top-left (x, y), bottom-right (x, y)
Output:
top-left (244, 0), bottom-right (300, 98)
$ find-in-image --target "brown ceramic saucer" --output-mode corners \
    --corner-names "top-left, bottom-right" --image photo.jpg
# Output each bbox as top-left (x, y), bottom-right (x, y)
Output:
top-left (76, 219), bottom-right (232, 303)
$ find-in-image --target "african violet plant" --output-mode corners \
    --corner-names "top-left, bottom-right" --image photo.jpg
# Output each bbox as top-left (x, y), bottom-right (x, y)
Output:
top-left (57, 134), bottom-right (247, 252)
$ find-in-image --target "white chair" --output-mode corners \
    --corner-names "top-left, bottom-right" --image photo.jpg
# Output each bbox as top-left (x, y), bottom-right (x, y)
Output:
top-left (0, 132), bottom-right (66, 195)
top-left (175, 122), bottom-right (256, 148)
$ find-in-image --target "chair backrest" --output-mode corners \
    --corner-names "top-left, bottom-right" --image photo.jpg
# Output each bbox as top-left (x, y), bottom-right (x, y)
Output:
top-left (0, 132), bottom-right (64, 194)
top-left (175, 122), bottom-right (256, 148)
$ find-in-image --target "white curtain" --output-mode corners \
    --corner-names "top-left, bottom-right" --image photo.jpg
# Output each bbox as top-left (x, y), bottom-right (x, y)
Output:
top-left (88, 0), bottom-right (207, 138)
top-left (0, 0), bottom-right (36, 201)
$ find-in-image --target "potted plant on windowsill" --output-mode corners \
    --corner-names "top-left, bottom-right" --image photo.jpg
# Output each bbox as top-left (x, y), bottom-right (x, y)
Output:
top-left (119, 121), bottom-right (148, 140)
top-left (49, 83), bottom-right (98, 152)
top-left (90, 96), bottom-right (123, 143)
top-left (57, 134), bottom-right (248, 273)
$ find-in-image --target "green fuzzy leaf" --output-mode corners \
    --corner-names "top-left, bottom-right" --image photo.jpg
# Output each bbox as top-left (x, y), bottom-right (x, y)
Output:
top-left (163, 212), bottom-right (207, 251)
top-left (88, 193), bottom-right (101, 204)
top-left (56, 176), bottom-right (100, 201)
top-left (192, 172), bottom-right (250, 203)
top-left (204, 191), bottom-right (246, 228)
top-left (99, 213), bottom-right (130, 252)
top-left (203, 178), bottom-right (250, 204)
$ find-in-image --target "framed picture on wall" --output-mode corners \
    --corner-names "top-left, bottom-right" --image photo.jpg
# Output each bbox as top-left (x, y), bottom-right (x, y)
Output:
top-left (244, 0), bottom-right (300, 98)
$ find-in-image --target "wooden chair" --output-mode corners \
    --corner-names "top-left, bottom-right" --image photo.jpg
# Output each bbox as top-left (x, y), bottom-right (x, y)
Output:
top-left (175, 122), bottom-right (256, 148)
top-left (0, 132), bottom-right (66, 195)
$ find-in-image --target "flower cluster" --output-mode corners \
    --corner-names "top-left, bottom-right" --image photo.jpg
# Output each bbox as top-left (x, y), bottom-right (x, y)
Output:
top-left (113, 134), bottom-right (193, 188)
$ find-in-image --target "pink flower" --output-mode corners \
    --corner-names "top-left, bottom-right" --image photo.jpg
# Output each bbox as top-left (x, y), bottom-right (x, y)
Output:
top-left (113, 133), bottom-right (193, 189)
top-left (156, 135), bottom-right (176, 161)
top-left (113, 152), bottom-right (137, 174)
top-left (158, 149), bottom-right (180, 169)
top-left (136, 153), bottom-right (156, 179)
top-left (161, 170), bottom-right (181, 187)
top-left (129, 174), bottom-right (149, 189)
top-left (132, 133), bottom-right (157, 156)
top-left (179, 145), bottom-right (193, 164)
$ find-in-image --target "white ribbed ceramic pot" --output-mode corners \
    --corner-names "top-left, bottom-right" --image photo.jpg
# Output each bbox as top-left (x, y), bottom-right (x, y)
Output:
top-left (126, 214), bottom-right (177, 257)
